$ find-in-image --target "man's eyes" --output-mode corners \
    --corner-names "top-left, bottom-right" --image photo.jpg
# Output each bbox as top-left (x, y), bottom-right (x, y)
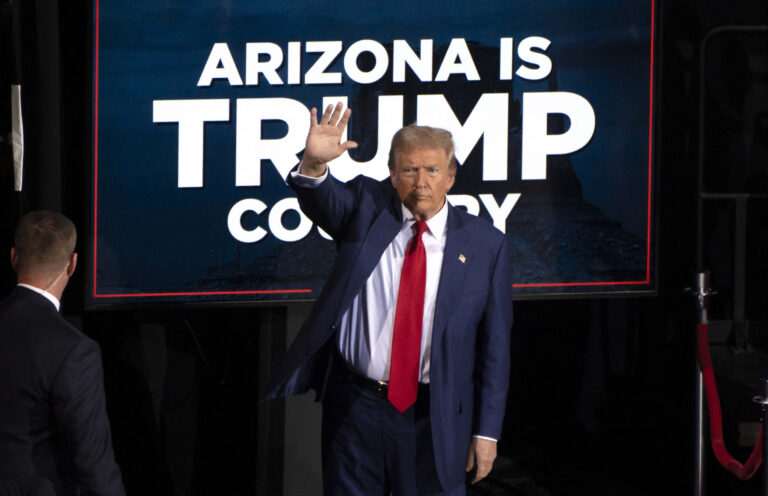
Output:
top-left (402, 167), bottom-right (440, 175)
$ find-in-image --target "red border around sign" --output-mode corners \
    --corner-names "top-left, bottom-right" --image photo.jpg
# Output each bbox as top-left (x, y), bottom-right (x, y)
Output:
top-left (645, 0), bottom-right (656, 284)
top-left (91, 0), bottom-right (655, 298)
top-left (101, 289), bottom-right (312, 298)
top-left (93, 0), bottom-right (99, 298)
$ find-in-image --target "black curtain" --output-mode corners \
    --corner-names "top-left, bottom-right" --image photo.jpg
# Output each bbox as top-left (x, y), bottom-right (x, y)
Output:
top-left (9, 0), bottom-right (63, 212)
top-left (1, 0), bottom-right (17, 295)
top-left (2, 0), bottom-right (90, 304)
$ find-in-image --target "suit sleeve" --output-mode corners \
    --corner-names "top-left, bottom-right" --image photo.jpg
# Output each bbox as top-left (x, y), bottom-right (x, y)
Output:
top-left (51, 338), bottom-right (126, 496)
top-left (287, 166), bottom-right (360, 241)
top-left (473, 238), bottom-right (514, 440)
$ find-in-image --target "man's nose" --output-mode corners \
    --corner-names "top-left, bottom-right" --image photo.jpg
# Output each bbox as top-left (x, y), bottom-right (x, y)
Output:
top-left (414, 168), bottom-right (427, 187)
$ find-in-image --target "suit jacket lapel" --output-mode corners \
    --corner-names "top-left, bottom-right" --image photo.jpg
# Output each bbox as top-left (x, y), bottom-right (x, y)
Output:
top-left (431, 205), bottom-right (470, 348)
top-left (337, 193), bottom-right (403, 312)
top-left (337, 197), bottom-right (470, 348)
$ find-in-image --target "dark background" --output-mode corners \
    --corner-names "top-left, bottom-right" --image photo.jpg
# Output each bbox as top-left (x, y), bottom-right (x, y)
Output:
top-left (1, 0), bottom-right (768, 494)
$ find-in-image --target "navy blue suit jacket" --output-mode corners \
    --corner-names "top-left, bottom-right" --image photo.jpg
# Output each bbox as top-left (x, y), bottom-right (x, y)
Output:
top-left (0, 287), bottom-right (125, 496)
top-left (263, 172), bottom-right (513, 490)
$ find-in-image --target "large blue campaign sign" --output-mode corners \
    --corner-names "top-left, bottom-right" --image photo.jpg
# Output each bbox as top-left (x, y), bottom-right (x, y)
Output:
top-left (90, 0), bottom-right (656, 306)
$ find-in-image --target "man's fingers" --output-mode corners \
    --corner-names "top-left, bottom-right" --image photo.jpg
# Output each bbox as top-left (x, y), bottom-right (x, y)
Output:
top-left (465, 450), bottom-right (475, 472)
top-left (341, 140), bottom-right (358, 152)
top-left (320, 103), bottom-right (334, 124)
top-left (328, 102), bottom-right (345, 125)
top-left (315, 102), bottom-right (349, 129)
top-left (472, 457), bottom-right (493, 483)
top-left (338, 107), bottom-right (352, 132)
top-left (467, 438), bottom-right (497, 484)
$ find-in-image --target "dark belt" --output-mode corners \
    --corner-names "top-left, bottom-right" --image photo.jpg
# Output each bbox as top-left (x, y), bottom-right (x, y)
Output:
top-left (340, 361), bottom-right (429, 400)
top-left (347, 369), bottom-right (391, 398)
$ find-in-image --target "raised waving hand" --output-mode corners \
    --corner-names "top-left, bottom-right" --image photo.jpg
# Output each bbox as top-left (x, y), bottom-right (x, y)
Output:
top-left (299, 102), bottom-right (358, 177)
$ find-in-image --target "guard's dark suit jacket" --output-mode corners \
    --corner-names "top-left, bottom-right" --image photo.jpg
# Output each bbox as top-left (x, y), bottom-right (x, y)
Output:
top-left (0, 286), bottom-right (125, 496)
top-left (263, 172), bottom-right (514, 491)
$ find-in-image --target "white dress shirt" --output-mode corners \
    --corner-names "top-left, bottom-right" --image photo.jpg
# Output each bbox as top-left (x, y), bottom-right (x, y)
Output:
top-left (291, 167), bottom-right (446, 383)
top-left (337, 200), bottom-right (447, 384)
top-left (292, 166), bottom-right (498, 441)
top-left (17, 283), bottom-right (61, 311)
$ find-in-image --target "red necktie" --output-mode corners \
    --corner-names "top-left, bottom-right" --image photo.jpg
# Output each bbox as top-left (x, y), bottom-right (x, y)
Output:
top-left (388, 220), bottom-right (428, 413)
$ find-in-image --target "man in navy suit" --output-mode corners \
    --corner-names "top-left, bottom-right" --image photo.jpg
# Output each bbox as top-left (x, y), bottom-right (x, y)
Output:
top-left (0, 211), bottom-right (125, 495)
top-left (263, 104), bottom-right (513, 495)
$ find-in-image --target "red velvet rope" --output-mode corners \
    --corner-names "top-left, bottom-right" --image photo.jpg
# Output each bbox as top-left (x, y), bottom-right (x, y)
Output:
top-left (696, 323), bottom-right (763, 480)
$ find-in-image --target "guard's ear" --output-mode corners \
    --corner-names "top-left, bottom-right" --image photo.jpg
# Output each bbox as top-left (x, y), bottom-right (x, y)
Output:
top-left (66, 252), bottom-right (78, 277)
top-left (10, 247), bottom-right (18, 273)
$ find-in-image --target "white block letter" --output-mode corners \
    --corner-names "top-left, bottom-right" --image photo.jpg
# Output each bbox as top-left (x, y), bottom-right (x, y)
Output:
top-left (305, 41), bottom-right (342, 85)
top-left (153, 99), bottom-right (230, 188)
top-left (435, 38), bottom-right (480, 82)
top-left (447, 194), bottom-right (480, 216)
top-left (417, 93), bottom-right (508, 181)
top-left (516, 37), bottom-right (552, 81)
top-left (228, 198), bottom-right (268, 243)
top-left (269, 198), bottom-right (313, 242)
top-left (245, 42), bottom-right (284, 85)
top-left (197, 43), bottom-right (243, 86)
top-left (499, 37), bottom-right (513, 80)
top-left (287, 41), bottom-right (301, 85)
top-left (344, 39), bottom-right (389, 84)
top-left (479, 193), bottom-right (520, 233)
top-left (236, 98), bottom-right (310, 186)
top-left (393, 39), bottom-right (433, 82)
top-left (522, 91), bottom-right (596, 180)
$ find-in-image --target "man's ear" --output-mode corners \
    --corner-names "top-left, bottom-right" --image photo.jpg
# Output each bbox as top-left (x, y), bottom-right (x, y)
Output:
top-left (10, 247), bottom-right (18, 273)
top-left (66, 252), bottom-right (78, 277)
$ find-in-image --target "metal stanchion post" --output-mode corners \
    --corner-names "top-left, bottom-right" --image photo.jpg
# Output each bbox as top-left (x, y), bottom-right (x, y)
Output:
top-left (695, 368), bottom-right (705, 496)
top-left (686, 271), bottom-right (717, 496)
top-left (752, 378), bottom-right (768, 495)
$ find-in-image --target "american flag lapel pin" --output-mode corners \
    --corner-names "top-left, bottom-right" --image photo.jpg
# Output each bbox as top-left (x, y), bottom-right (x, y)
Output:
top-left (458, 254), bottom-right (466, 264)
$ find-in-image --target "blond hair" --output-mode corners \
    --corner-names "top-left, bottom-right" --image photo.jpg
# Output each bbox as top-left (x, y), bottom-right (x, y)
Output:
top-left (388, 124), bottom-right (457, 170)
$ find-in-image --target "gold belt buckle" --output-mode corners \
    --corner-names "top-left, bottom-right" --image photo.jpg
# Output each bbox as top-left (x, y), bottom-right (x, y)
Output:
top-left (376, 380), bottom-right (388, 397)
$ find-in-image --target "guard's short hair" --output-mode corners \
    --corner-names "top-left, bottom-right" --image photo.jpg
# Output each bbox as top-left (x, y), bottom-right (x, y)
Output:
top-left (14, 210), bottom-right (77, 275)
top-left (388, 124), bottom-right (457, 171)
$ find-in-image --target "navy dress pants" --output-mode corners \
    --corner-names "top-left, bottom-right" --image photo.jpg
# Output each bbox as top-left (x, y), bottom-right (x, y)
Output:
top-left (321, 358), bottom-right (466, 496)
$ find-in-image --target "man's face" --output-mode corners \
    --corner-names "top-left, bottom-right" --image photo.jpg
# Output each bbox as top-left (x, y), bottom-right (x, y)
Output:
top-left (390, 147), bottom-right (456, 221)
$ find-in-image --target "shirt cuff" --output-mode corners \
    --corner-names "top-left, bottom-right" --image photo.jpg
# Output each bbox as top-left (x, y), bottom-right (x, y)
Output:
top-left (289, 163), bottom-right (328, 188)
top-left (472, 435), bottom-right (498, 443)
